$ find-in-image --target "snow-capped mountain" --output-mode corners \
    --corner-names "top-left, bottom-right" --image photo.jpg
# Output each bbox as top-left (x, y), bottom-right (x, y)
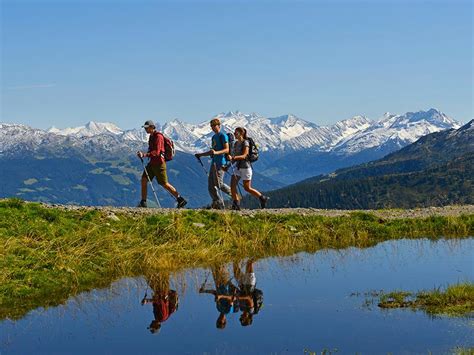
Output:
top-left (166, 111), bottom-right (323, 152)
top-left (1, 109), bottom-right (461, 158)
top-left (0, 123), bottom-right (67, 154)
top-left (282, 115), bottom-right (373, 151)
top-left (217, 112), bottom-right (320, 152)
top-left (157, 111), bottom-right (373, 152)
top-left (48, 121), bottom-right (123, 137)
top-left (0, 122), bottom-right (144, 158)
top-left (333, 108), bottom-right (461, 155)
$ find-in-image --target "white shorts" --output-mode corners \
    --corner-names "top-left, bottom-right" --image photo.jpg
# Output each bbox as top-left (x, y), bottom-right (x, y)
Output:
top-left (240, 272), bottom-right (256, 288)
top-left (233, 166), bottom-right (253, 181)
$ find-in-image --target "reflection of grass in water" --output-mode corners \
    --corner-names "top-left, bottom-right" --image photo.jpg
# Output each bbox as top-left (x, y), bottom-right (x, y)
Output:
top-left (453, 347), bottom-right (474, 355)
top-left (377, 282), bottom-right (474, 317)
top-left (1, 198), bottom-right (473, 320)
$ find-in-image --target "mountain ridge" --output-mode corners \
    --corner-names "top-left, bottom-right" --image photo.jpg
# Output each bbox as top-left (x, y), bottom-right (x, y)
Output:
top-left (256, 120), bottom-right (473, 209)
top-left (2, 108), bottom-right (460, 157)
top-left (0, 108), bottom-right (464, 203)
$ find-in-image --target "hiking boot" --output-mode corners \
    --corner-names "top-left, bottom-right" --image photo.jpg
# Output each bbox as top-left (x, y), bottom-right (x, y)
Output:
top-left (137, 199), bottom-right (148, 208)
top-left (259, 195), bottom-right (269, 209)
top-left (211, 200), bottom-right (225, 210)
top-left (231, 200), bottom-right (241, 211)
top-left (176, 196), bottom-right (187, 209)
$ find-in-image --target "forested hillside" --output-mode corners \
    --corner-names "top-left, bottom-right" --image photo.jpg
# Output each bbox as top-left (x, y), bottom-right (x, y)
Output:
top-left (252, 120), bottom-right (473, 209)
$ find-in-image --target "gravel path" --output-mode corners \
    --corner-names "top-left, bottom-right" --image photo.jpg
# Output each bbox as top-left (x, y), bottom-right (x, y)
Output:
top-left (29, 202), bottom-right (474, 220)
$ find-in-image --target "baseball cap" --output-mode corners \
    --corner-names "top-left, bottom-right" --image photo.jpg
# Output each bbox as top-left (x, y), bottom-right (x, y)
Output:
top-left (142, 120), bottom-right (155, 128)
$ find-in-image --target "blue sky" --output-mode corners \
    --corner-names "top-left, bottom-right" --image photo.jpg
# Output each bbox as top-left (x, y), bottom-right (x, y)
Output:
top-left (1, 0), bottom-right (472, 129)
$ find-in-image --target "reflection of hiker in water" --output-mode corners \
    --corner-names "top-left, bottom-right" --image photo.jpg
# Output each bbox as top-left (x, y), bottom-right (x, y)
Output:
top-left (199, 264), bottom-right (239, 329)
top-left (141, 272), bottom-right (179, 334)
top-left (233, 259), bottom-right (264, 327)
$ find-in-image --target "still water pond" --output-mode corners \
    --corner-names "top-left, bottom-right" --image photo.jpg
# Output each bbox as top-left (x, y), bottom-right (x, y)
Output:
top-left (1, 238), bottom-right (473, 354)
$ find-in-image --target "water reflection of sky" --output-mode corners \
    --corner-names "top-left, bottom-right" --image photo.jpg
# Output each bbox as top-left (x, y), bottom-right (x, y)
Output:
top-left (1, 238), bottom-right (473, 354)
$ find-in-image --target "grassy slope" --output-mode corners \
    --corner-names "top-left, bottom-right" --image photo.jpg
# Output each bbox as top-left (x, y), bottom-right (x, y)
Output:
top-left (1, 199), bottom-right (473, 320)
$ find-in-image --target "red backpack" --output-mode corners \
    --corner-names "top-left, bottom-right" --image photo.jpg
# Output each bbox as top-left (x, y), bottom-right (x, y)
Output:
top-left (153, 299), bottom-right (170, 322)
top-left (156, 132), bottom-right (175, 162)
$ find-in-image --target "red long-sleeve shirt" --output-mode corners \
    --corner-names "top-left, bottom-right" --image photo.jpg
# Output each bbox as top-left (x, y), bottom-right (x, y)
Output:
top-left (146, 131), bottom-right (165, 165)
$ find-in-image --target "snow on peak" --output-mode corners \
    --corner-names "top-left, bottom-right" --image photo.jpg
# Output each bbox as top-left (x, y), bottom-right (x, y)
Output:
top-left (162, 119), bottom-right (199, 142)
top-left (84, 121), bottom-right (123, 135)
top-left (457, 119), bottom-right (474, 132)
top-left (48, 121), bottom-right (123, 137)
top-left (381, 112), bottom-right (396, 120)
top-left (167, 118), bottom-right (184, 125)
top-left (326, 115), bottom-right (373, 146)
top-left (1, 108), bottom-right (461, 156)
top-left (269, 114), bottom-right (310, 126)
top-left (215, 111), bottom-right (263, 124)
top-left (334, 109), bottom-right (461, 154)
top-left (389, 108), bottom-right (459, 129)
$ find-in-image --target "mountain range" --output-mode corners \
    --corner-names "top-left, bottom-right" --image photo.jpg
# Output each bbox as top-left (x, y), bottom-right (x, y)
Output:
top-left (0, 108), bottom-right (463, 207)
top-left (254, 120), bottom-right (473, 209)
top-left (37, 108), bottom-right (459, 155)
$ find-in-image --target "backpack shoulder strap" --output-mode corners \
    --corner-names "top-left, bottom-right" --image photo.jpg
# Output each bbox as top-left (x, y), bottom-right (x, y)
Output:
top-left (219, 132), bottom-right (227, 146)
top-left (154, 131), bottom-right (166, 155)
top-left (155, 131), bottom-right (164, 138)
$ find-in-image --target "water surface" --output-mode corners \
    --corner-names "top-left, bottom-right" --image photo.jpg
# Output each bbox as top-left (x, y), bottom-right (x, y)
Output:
top-left (1, 238), bottom-right (473, 354)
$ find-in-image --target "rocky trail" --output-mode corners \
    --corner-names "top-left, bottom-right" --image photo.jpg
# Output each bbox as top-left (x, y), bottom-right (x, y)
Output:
top-left (30, 201), bottom-right (474, 220)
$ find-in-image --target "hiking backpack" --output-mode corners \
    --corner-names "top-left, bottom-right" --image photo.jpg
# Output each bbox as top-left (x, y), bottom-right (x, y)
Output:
top-left (158, 132), bottom-right (175, 162)
top-left (252, 288), bottom-right (264, 314)
top-left (220, 132), bottom-right (235, 164)
top-left (226, 132), bottom-right (235, 152)
top-left (247, 137), bottom-right (259, 163)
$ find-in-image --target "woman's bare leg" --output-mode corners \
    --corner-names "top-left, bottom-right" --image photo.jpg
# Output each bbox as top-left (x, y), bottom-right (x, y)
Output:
top-left (243, 180), bottom-right (261, 198)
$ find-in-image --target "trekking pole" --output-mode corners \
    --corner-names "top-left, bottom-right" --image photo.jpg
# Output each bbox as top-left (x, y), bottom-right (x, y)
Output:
top-left (141, 280), bottom-right (150, 305)
top-left (196, 156), bottom-right (227, 207)
top-left (200, 271), bottom-right (211, 290)
top-left (139, 156), bottom-right (161, 208)
top-left (196, 156), bottom-right (209, 176)
top-left (228, 163), bottom-right (244, 200)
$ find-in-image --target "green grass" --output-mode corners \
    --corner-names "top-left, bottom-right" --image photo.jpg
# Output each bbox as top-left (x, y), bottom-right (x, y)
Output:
top-left (453, 347), bottom-right (474, 355)
top-left (1, 198), bottom-right (473, 320)
top-left (111, 175), bottom-right (132, 185)
top-left (378, 283), bottom-right (474, 317)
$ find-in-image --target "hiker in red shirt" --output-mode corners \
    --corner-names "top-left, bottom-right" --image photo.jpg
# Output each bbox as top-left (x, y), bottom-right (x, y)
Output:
top-left (142, 272), bottom-right (179, 334)
top-left (136, 120), bottom-right (187, 208)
